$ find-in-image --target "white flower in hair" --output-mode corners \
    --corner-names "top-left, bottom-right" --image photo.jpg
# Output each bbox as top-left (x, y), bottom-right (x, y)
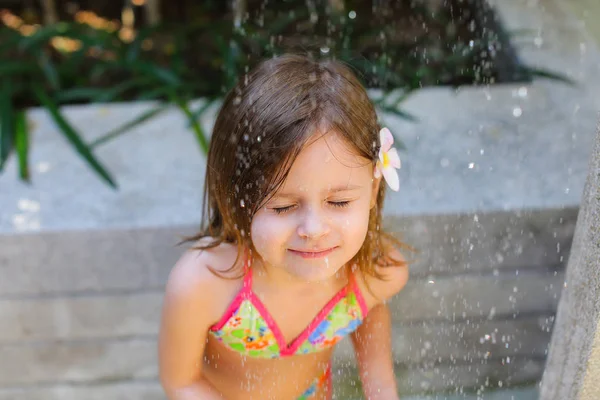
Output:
top-left (374, 127), bottom-right (401, 191)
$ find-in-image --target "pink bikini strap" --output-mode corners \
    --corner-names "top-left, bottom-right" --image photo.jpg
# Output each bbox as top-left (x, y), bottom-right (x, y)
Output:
top-left (349, 269), bottom-right (369, 318)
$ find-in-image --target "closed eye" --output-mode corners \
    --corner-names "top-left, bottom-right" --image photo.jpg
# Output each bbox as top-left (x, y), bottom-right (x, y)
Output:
top-left (273, 205), bottom-right (295, 215)
top-left (329, 201), bottom-right (350, 208)
top-left (272, 201), bottom-right (350, 215)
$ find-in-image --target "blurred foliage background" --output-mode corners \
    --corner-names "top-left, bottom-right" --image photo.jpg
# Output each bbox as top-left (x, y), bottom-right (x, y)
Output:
top-left (0, 0), bottom-right (570, 187)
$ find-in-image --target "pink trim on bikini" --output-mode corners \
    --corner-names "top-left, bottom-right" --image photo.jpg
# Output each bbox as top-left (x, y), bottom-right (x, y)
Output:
top-left (210, 250), bottom-right (369, 353)
top-left (350, 272), bottom-right (369, 319)
top-left (246, 270), bottom-right (350, 356)
top-left (209, 257), bottom-right (253, 332)
top-left (281, 284), bottom-right (349, 356)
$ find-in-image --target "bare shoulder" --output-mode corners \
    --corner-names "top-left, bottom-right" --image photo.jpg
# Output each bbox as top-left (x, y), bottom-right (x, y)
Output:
top-left (163, 238), bottom-right (244, 322)
top-left (355, 238), bottom-right (409, 309)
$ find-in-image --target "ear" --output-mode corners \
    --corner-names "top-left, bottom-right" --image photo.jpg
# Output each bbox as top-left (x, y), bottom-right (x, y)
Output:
top-left (370, 175), bottom-right (382, 209)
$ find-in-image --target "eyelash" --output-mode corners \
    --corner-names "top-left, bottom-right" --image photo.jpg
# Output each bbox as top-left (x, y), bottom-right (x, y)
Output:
top-left (272, 201), bottom-right (350, 215)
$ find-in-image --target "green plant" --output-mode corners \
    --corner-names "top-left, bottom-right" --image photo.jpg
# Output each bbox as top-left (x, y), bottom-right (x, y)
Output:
top-left (0, 2), bottom-right (573, 188)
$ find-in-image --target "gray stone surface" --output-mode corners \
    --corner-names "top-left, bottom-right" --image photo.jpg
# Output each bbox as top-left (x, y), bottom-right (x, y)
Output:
top-left (402, 386), bottom-right (538, 400)
top-left (0, 226), bottom-right (190, 296)
top-left (540, 126), bottom-right (600, 398)
top-left (0, 339), bottom-right (156, 386)
top-left (0, 382), bottom-right (164, 400)
top-left (0, 293), bottom-right (161, 342)
top-left (0, 267), bottom-right (563, 343)
top-left (336, 317), bottom-right (553, 365)
top-left (0, 209), bottom-right (571, 296)
top-left (396, 208), bottom-right (576, 278)
top-left (334, 360), bottom-right (544, 398)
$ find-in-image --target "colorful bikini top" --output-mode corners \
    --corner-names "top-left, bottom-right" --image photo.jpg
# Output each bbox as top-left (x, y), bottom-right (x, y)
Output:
top-left (209, 258), bottom-right (369, 359)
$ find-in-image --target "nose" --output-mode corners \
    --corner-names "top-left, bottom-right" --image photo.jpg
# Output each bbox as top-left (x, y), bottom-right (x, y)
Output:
top-left (297, 207), bottom-right (331, 240)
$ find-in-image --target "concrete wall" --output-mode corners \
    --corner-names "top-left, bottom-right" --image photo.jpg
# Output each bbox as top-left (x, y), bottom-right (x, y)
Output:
top-left (0, 208), bottom-right (575, 399)
top-left (540, 127), bottom-right (600, 399)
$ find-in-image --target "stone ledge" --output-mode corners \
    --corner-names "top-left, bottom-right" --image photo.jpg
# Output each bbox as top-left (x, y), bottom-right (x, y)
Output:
top-left (0, 336), bottom-right (546, 389)
top-left (335, 316), bottom-right (553, 365)
top-left (334, 358), bottom-right (544, 397)
top-left (0, 381), bottom-right (163, 400)
top-left (0, 339), bottom-right (156, 386)
top-left (0, 208), bottom-right (574, 296)
top-left (0, 270), bottom-right (563, 343)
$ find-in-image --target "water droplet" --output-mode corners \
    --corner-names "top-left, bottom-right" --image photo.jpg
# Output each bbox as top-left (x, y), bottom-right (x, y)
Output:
top-left (18, 198), bottom-right (40, 212)
top-left (512, 107), bottom-right (522, 117)
top-left (240, 199), bottom-right (245, 208)
top-left (517, 87), bottom-right (528, 98)
top-left (320, 46), bottom-right (330, 54)
top-left (36, 162), bottom-right (51, 173)
top-left (233, 96), bottom-right (242, 105)
top-left (468, 162), bottom-right (475, 169)
top-left (534, 36), bottom-right (543, 47)
top-left (348, 10), bottom-right (356, 19)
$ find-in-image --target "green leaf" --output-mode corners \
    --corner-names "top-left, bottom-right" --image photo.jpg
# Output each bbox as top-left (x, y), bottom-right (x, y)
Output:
top-left (188, 98), bottom-right (216, 129)
top-left (524, 66), bottom-right (576, 85)
top-left (89, 103), bottom-right (168, 149)
top-left (54, 87), bottom-right (108, 103)
top-left (14, 111), bottom-right (29, 181)
top-left (131, 61), bottom-right (181, 85)
top-left (95, 77), bottom-right (153, 102)
top-left (0, 81), bottom-right (15, 171)
top-left (32, 84), bottom-right (117, 188)
top-left (0, 62), bottom-right (37, 77)
top-left (125, 25), bottom-right (162, 63)
top-left (266, 7), bottom-right (308, 36)
top-left (39, 53), bottom-right (61, 91)
top-left (170, 93), bottom-right (209, 155)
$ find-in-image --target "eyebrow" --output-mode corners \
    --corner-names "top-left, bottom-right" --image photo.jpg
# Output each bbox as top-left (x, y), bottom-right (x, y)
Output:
top-left (273, 184), bottom-right (363, 198)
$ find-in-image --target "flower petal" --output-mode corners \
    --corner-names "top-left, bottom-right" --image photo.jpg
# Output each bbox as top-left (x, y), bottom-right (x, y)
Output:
top-left (382, 166), bottom-right (400, 191)
top-left (379, 128), bottom-right (393, 152)
top-left (387, 148), bottom-right (401, 169)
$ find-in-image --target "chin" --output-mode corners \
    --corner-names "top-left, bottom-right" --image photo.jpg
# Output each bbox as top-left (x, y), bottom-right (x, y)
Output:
top-left (285, 259), bottom-right (342, 282)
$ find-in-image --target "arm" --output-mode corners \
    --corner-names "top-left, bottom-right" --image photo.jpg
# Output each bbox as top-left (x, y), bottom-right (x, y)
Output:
top-left (352, 247), bottom-right (409, 400)
top-left (158, 250), bottom-right (226, 400)
top-left (352, 303), bottom-right (399, 400)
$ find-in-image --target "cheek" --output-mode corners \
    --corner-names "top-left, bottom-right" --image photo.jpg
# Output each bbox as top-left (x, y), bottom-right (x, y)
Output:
top-left (250, 213), bottom-right (291, 255)
top-left (334, 203), bottom-right (371, 245)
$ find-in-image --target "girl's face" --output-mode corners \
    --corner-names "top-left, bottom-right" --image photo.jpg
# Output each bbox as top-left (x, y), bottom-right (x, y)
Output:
top-left (250, 131), bottom-right (380, 282)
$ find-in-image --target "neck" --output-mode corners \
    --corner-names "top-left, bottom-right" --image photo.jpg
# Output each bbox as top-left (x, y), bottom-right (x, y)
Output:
top-left (250, 255), bottom-right (348, 293)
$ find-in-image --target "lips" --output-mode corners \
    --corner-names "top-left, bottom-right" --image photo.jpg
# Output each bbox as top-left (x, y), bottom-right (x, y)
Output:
top-left (288, 247), bottom-right (337, 259)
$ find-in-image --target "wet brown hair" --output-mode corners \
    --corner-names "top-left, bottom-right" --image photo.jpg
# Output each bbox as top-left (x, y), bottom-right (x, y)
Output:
top-left (185, 53), bottom-right (411, 279)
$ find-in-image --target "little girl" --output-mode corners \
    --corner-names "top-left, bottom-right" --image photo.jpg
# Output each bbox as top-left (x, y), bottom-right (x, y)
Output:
top-left (159, 54), bottom-right (410, 400)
